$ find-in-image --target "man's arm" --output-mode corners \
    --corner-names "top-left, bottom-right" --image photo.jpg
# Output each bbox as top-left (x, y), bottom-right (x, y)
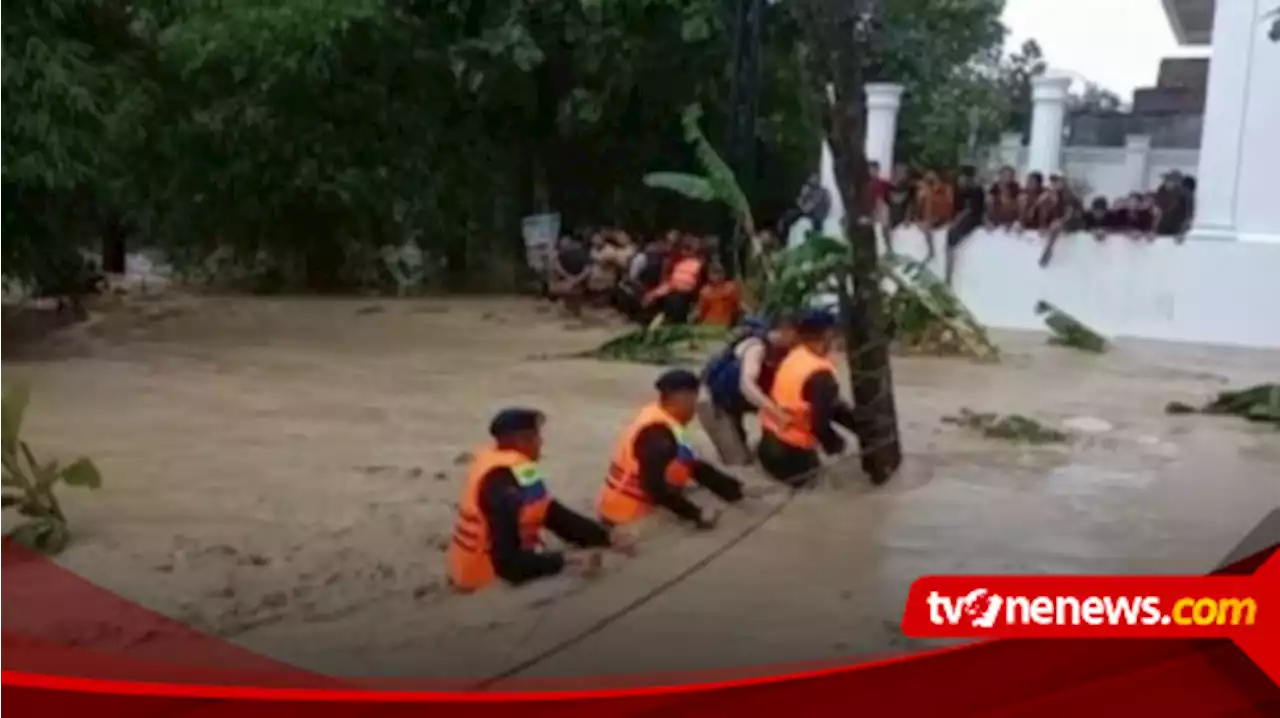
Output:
top-left (690, 461), bottom-right (744, 503)
top-left (477, 469), bottom-right (565, 585)
top-left (802, 370), bottom-right (847, 455)
top-left (634, 424), bottom-right (704, 523)
top-left (736, 339), bottom-right (779, 414)
top-left (543, 500), bottom-right (611, 548)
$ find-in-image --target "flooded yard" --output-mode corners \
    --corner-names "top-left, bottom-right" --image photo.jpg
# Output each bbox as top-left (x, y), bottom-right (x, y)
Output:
top-left (3, 294), bottom-right (1277, 685)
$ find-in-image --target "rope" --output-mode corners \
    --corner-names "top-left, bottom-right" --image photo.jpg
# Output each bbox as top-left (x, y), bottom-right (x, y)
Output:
top-left (476, 275), bottom-right (903, 689)
top-left (469, 444), bottom-right (884, 691)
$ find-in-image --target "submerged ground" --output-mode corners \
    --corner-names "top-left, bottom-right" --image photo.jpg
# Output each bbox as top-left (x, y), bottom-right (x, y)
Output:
top-left (3, 295), bottom-right (1277, 686)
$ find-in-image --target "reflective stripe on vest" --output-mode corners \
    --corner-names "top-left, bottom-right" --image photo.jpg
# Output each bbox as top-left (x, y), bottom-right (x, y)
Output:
top-left (597, 403), bottom-right (694, 525)
top-left (448, 447), bottom-right (552, 592)
top-left (759, 346), bottom-right (836, 450)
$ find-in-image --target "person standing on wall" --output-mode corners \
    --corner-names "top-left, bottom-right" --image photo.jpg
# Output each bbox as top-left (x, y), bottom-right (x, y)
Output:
top-left (946, 165), bottom-right (986, 286)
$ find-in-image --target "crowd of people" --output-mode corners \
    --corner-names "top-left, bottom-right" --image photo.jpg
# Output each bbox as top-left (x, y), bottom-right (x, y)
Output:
top-left (542, 229), bottom-right (747, 327)
top-left (866, 162), bottom-right (1198, 278)
top-left (539, 162), bottom-right (1199, 318)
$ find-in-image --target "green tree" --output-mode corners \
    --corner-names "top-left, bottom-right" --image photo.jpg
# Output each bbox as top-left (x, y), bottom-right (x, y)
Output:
top-left (2, 0), bottom-right (1023, 293)
top-left (1068, 82), bottom-right (1125, 113)
top-left (1, 0), bottom-right (146, 292)
top-left (997, 38), bottom-right (1046, 138)
top-left (869, 0), bottom-right (1009, 169)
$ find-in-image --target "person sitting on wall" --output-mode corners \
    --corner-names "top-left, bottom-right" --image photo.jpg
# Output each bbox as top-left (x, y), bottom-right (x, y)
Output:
top-left (1015, 171), bottom-right (1048, 234)
top-left (914, 170), bottom-right (954, 263)
top-left (1154, 170), bottom-right (1193, 243)
top-left (1037, 174), bottom-right (1083, 268)
top-left (985, 165), bottom-right (1021, 229)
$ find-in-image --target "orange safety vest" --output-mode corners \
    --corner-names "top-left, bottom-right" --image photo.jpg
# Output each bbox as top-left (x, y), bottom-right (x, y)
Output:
top-left (645, 257), bottom-right (703, 303)
top-left (448, 447), bottom-right (552, 592)
top-left (760, 346), bottom-right (837, 450)
top-left (597, 403), bottom-right (695, 525)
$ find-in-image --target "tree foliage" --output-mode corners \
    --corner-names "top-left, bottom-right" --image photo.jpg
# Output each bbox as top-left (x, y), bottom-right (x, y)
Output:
top-left (3, 0), bottom-right (1023, 293)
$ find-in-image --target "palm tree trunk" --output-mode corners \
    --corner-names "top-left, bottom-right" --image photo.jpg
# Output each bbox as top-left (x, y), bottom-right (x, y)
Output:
top-left (799, 0), bottom-right (902, 483)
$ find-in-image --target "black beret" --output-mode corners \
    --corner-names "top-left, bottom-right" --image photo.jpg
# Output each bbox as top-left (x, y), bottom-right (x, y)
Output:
top-left (488, 407), bottom-right (545, 438)
top-left (796, 309), bottom-right (837, 334)
top-left (654, 368), bottom-right (701, 395)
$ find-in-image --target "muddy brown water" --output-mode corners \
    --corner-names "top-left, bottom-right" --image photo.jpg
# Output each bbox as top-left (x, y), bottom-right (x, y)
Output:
top-left (3, 295), bottom-right (1277, 684)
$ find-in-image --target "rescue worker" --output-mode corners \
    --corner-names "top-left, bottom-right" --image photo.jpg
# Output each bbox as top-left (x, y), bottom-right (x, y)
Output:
top-left (448, 408), bottom-right (634, 592)
top-left (756, 310), bottom-right (858, 488)
top-left (698, 313), bottom-right (800, 465)
top-left (642, 238), bottom-right (705, 324)
top-left (598, 369), bottom-right (746, 529)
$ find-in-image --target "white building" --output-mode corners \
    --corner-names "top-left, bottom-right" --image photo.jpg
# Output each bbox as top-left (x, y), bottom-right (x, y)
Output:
top-left (1164, 0), bottom-right (1280, 244)
top-left (802, 1), bottom-right (1280, 349)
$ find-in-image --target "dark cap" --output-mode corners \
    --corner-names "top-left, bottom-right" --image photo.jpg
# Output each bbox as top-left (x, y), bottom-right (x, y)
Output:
top-left (654, 368), bottom-right (701, 395)
top-left (796, 309), bottom-right (837, 334)
top-left (488, 407), bottom-right (545, 438)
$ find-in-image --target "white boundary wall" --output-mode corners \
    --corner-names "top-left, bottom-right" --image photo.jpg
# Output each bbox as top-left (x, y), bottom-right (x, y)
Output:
top-left (882, 227), bottom-right (1280, 350)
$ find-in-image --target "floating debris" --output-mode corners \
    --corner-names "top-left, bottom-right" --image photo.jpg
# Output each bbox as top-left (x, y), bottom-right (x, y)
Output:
top-left (1165, 383), bottom-right (1280, 427)
top-left (1036, 301), bottom-right (1108, 353)
top-left (942, 408), bottom-right (1070, 445)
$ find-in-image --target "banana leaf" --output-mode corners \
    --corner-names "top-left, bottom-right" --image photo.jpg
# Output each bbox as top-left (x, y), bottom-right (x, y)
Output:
top-left (1165, 383), bottom-right (1280, 427)
top-left (642, 172), bottom-right (717, 203)
top-left (575, 324), bottom-right (731, 366)
top-left (880, 253), bottom-right (1000, 360)
top-left (681, 105), bottom-right (754, 236)
top-left (1035, 300), bottom-right (1109, 353)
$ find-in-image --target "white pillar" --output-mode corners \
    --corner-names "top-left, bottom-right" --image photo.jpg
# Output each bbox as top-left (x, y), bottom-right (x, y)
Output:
top-left (864, 83), bottom-right (904, 177)
top-left (1188, 1), bottom-right (1254, 241)
top-left (1123, 134), bottom-right (1152, 193)
top-left (997, 132), bottom-right (1023, 171)
top-left (1191, 1), bottom-right (1280, 243)
top-left (1026, 75), bottom-right (1072, 176)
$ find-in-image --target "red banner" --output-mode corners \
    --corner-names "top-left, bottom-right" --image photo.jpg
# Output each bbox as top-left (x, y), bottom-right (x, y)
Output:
top-left (3, 540), bottom-right (1278, 715)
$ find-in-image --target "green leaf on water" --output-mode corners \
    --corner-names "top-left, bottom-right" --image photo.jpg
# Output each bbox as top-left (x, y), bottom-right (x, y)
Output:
top-left (60, 457), bottom-right (103, 489)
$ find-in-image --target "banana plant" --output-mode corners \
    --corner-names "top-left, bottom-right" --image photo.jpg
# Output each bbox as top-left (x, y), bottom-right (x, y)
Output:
top-left (2, 384), bottom-right (103, 554)
top-left (642, 104), bottom-right (768, 278)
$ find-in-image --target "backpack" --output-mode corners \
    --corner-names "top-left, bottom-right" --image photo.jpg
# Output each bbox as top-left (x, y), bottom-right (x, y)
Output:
top-left (702, 318), bottom-right (769, 408)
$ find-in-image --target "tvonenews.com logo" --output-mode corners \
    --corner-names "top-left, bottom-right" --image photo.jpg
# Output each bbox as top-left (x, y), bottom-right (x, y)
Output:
top-left (925, 589), bottom-right (1258, 630)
